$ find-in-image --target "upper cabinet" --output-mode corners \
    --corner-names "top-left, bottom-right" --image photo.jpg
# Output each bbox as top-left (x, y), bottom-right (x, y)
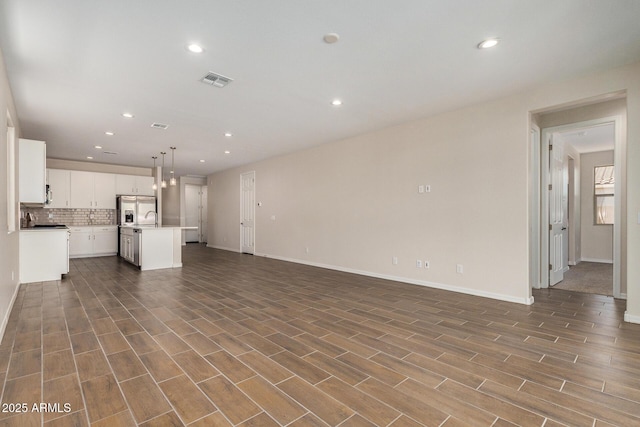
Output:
top-left (70, 171), bottom-right (116, 209)
top-left (44, 169), bottom-right (153, 210)
top-left (19, 139), bottom-right (46, 204)
top-left (46, 169), bottom-right (70, 208)
top-left (116, 174), bottom-right (155, 196)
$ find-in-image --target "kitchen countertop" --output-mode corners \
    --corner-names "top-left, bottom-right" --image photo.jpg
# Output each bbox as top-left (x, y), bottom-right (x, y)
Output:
top-left (21, 224), bottom-right (69, 231)
top-left (128, 225), bottom-right (198, 230)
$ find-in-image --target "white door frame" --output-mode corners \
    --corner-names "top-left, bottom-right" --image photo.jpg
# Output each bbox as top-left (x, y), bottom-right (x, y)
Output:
top-left (529, 126), bottom-right (541, 290)
top-left (538, 116), bottom-right (623, 298)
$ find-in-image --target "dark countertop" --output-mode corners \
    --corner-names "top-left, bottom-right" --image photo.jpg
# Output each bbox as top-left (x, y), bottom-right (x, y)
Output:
top-left (21, 224), bottom-right (69, 230)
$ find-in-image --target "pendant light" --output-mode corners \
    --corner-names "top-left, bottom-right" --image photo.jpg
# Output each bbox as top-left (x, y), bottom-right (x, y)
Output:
top-left (160, 151), bottom-right (167, 188)
top-left (169, 146), bottom-right (177, 186)
top-left (151, 156), bottom-right (158, 190)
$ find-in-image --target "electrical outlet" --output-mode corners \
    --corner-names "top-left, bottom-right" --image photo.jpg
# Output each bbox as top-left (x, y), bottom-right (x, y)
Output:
top-left (416, 260), bottom-right (422, 268)
top-left (418, 185), bottom-right (425, 194)
top-left (456, 264), bottom-right (464, 274)
top-left (425, 185), bottom-right (431, 193)
top-left (424, 261), bottom-right (430, 269)
top-left (392, 257), bottom-right (398, 265)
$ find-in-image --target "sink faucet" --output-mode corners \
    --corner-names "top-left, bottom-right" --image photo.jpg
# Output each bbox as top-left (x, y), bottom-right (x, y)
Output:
top-left (144, 211), bottom-right (158, 226)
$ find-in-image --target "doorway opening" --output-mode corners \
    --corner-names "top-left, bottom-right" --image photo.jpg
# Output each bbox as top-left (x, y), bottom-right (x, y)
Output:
top-left (184, 184), bottom-right (208, 244)
top-left (534, 107), bottom-right (625, 299)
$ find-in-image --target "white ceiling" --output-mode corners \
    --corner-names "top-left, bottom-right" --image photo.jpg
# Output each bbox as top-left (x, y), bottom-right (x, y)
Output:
top-left (558, 123), bottom-right (615, 154)
top-left (1, 1), bottom-right (639, 177)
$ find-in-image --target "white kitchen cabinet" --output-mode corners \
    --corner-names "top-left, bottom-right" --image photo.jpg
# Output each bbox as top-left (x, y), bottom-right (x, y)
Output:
top-left (119, 227), bottom-right (136, 263)
top-left (69, 226), bottom-right (117, 258)
top-left (20, 229), bottom-right (69, 283)
top-left (116, 174), bottom-right (155, 196)
top-left (46, 169), bottom-right (70, 208)
top-left (94, 226), bottom-right (118, 255)
top-left (70, 171), bottom-right (116, 209)
top-left (68, 227), bottom-right (93, 257)
top-left (19, 139), bottom-right (46, 204)
top-left (94, 173), bottom-right (116, 208)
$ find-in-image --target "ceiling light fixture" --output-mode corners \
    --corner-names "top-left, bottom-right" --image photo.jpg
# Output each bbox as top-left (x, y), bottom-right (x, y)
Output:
top-left (331, 99), bottom-right (343, 106)
top-left (151, 156), bottom-right (158, 191)
top-left (122, 112), bottom-right (134, 118)
top-left (160, 151), bottom-right (167, 188)
top-left (224, 132), bottom-right (233, 137)
top-left (477, 38), bottom-right (499, 49)
top-left (104, 132), bottom-right (114, 136)
top-left (86, 156), bottom-right (93, 160)
top-left (224, 150), bottom-right (230, 154)
top-left (199, 159), bottom-right (205, 163)
top-left (187, 44), bottom-right (204, 53)
top-left (169, 147), bottom-right (177, 186)
top-left (94, 145), bottom-right (102, 149)
top-left (323, 33), bottom-right (340, 44)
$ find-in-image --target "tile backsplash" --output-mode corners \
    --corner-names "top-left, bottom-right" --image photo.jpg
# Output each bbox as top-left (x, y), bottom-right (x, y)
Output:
top-left (21, 207), bottom-right (115, 227)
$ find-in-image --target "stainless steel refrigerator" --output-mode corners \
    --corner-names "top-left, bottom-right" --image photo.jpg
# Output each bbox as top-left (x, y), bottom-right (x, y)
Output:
top-left (116, 195), bottom-right (157, 226)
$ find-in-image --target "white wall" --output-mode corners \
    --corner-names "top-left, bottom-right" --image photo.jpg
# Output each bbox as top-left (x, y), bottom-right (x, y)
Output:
top-left (47, 158), bottom-right (152, 176)
top-left (566, 143), bottom-right (581, 266)
top-left (580, 150), bottom-right (614, 262)
top-left (0, 47), bottom-right (20, 339)
top-left (208, 61), bottom-right (640, 313)
top-left (210, 91), bottom-right (532, 304)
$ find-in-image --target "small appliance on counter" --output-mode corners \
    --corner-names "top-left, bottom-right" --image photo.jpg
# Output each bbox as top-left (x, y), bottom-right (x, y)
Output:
top-left (24, 212), bottom-right (36, 228)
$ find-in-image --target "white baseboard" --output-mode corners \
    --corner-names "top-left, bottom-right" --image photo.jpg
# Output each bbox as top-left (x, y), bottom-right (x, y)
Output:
top-left (624, 311), bottom-right (640, 324)
top-left (256, 252), bottom-right (534, 306)
top-left (207, 244), bottom-right (240, 253)
top-left (0, 282), bottom-right (21, 344)
top-left (580, 258), bottom-right (613, 264)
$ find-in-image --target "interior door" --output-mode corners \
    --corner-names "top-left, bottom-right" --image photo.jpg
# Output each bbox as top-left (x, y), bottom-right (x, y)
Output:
top-left (549, 134), bottom-right (567, 286)
top-left (240, 171), bottom-right (255, 254)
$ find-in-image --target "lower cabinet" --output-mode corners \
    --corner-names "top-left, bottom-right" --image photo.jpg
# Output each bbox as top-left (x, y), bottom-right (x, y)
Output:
top-left (119, 227), bottom-right (137, 264)
top-left (20, 230), bottom-right (69, 283)
top-left (69, 226), bottom-right (118, 258)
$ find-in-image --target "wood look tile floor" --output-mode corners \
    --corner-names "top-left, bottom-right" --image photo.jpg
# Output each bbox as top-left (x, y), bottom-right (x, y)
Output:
top-left (1, 244), bottom-right (640, 426)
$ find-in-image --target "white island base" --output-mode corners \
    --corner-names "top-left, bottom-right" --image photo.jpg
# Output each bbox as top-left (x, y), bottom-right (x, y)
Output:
top-left (137, 227), bottom-right (188, 271)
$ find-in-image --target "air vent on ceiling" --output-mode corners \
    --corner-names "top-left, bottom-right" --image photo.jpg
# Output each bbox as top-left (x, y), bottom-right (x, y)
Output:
top-left (201, 71), bottom-right (233, 88)
top-left (103, 151), bottom-right (118, 155)
top-left (151, 123), bottom-right (169, 130)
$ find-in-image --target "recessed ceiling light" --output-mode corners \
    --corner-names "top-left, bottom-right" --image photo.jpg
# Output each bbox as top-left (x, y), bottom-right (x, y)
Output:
top-left (104, 132), bottom-right (114, 136)
top-left (224, 150), bottom-right (230, 154)
top-left (94, 145), bottom-right (102, 149)
top-left (323, 33), bottom-right (340, 44)
top-left (199, 159), bottom-right (205, 163)
top-left (331, 99), bottom-right (343, 106)
top-left (122, 112), bottom-right (134, 118)
top-left (477, 38), bottom-right (499, 49)
top-left (86, 156), bottom-right (94, 160)
top-left (224, 132), bottom-right (233, 137)
top-left (187, 44), bottom-right (204, 53)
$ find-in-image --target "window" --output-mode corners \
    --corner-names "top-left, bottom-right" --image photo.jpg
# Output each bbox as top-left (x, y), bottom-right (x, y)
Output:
top-left (594, 165), bottom-right (614, 225)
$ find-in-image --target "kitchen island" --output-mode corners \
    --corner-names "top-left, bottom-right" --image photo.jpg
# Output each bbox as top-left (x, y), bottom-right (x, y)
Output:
top-left (120, 226), bottom-right (196, 271)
